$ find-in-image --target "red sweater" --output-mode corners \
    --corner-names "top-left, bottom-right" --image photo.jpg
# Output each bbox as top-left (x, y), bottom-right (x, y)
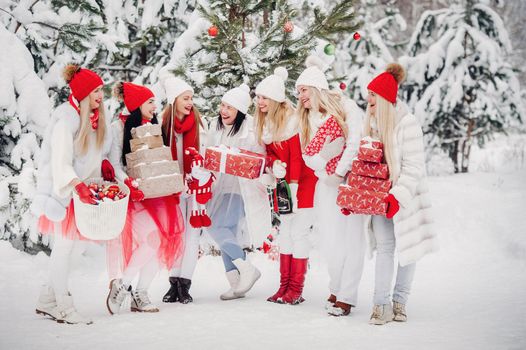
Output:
top-left (266, 134), bottom-right (318, 209)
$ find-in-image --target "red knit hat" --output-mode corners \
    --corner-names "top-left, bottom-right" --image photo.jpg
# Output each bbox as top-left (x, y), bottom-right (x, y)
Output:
top-left (367, 63), bottom-right (406, 103)
top-left (63, 64), bottom-right (103, 101)
top-left (121, 82), bottom-right (155, 112)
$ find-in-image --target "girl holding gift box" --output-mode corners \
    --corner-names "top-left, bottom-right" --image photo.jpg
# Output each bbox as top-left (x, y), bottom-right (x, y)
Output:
top-left (204, 84), bottom-right (273, 300)
top-left (363, 63), bottom-right (437, 325)
top-left (254, 67), bottom-right (318, 304)
top-left (106, 82), bottom-right (185, 314)
top-left (31, 64), bottom-right (113, 324)
top-left (159, 71), bottom-right (205, 304)
top-left (296, 55), bottom-right (366, 315)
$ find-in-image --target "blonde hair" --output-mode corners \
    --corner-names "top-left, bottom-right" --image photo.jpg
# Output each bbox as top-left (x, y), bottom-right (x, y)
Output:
top-left (75, 97), bottom-right (106, 155)
top-left (255, 98), bottom-right (295, 145)
top-left (297, 87), bottom-right (347, 147)
top-left (364, 94), bottom-right (396, 180)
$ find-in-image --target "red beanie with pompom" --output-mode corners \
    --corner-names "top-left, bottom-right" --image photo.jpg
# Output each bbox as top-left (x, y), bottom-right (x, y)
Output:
top-left (64, 64), bottom-right (104, 101)
top-left (367, 63), bottom-right (406, 103)
top-left (122, 82), bottom-right (154, 112)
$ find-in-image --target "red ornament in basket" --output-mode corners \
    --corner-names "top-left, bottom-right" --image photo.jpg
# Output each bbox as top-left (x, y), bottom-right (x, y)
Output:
top-left (87, 182), bottom-right (127, 203)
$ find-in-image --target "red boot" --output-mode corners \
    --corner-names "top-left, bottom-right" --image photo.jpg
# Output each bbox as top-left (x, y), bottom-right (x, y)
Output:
top-left (279, 257), bottom-right (308, 305)
top-left (267, 254), bottom-right (292, 303)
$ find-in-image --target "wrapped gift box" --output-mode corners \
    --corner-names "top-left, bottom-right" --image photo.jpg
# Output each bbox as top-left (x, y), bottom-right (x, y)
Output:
top-left (357, 147), bottom-right (383, 163)
top-left (347, 174), bottom-right (392, 193)
top-left (336, 185), bottom-right (388, 216)
top-left (137, 173), bottom-right (185, 199)
top-left (204, 146), bottom-right (266, 179)
top-left (125, 147), bottom-right (172, 168)
top-left (351, 159), bottom-right (389, 180)
top-left (130, 135), bottom-right (164, 152)
top-left (359, 137), bottom-right (383, 150)
top-left (127, 160), bottom-right (180, 180)
top-left (131, 123), bottom-right (162, 139)
top-left (303, 116), bottom-right (345, 175)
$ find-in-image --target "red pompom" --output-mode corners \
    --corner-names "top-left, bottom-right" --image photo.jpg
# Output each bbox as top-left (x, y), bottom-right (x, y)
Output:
top-left (208, 25), bottom-right (218, 37)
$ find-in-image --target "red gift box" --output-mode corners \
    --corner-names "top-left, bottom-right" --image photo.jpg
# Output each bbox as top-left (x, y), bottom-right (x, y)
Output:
top-left (303, 116), bottom-right (345, 175)
top-left (347, 174), bottom-right (392, 193)
top-left (358, 147), bottom-right (383, 163)
top-left (359, 137), bottom-right (383, 150)
top-left (336, 184), bottom-right (388, 215)
top-left (351, 159), bottom-right (389, 180)
top-left (204, 146), bottom-right (266, 179)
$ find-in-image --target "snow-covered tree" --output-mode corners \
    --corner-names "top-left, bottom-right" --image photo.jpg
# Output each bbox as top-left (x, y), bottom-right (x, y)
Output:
top-left (400, 0), bottom-right (523, 173)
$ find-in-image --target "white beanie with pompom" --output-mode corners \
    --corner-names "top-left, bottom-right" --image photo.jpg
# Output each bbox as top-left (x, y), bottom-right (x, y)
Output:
top-left (222, 83), bottom-right (252, 114)
top-left (295, 55), bottom-right (329, 91)
top-left (255, 67), bottom-right (288, 102)
top-left (159, 67), bottom-right (194, 104)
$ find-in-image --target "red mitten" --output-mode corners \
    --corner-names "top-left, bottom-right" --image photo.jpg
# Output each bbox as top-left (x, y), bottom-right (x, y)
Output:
top-left (124, 177), bottom-right (145, 202)
top-left (101, 159), bottom-right (115, 182)
top-left (75, 183), bottom-right (97, 205)
top-left (385, 194), bottom-right (400, 219)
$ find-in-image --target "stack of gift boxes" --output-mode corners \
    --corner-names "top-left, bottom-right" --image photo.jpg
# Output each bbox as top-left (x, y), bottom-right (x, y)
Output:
top-left (336, 137), bottom-right (392, 215)
top-left (125, 123), bottom-right (184, 198)
top-left (203, 145), bottom-right (267, 179)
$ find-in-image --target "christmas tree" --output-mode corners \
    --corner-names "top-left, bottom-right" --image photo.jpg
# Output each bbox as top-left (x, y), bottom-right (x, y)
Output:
top-left (400, 0), bottom-right (523, 173)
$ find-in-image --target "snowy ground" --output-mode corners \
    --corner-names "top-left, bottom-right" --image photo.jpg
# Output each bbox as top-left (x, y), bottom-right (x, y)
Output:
top-left (1, 169), bottom-right (525, 350)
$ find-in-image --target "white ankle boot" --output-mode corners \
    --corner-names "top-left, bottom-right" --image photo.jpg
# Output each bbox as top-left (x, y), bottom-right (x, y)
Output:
top-left (36, 285), bottom-right (58, 320)
top-left (393, 301), bottom-right (407, 322)
top-left (131, 289), bottom-right (159, 313)
top-left (369, 303), bottom-right (394, 325)
top-left (232, 258), bottom-right (261, 296)
top-left (55, 293), bottom-right (92, 325)
top-left (220, 270), bottom-right (245, 301)
top-left (106, 279), bottom-right (131, 315)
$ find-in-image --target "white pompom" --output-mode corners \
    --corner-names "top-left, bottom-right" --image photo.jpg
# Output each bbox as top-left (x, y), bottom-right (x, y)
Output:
top-left (239, 83), bottom-right (250, 93)
top-left (305, 55), bottom-right (325, 70)
top-left (273, 67), bottom-right (288, 81)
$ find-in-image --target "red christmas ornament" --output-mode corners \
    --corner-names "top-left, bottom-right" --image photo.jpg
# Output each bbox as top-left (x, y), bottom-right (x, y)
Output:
top-left (284, 21), bottom-right (294, 33)
top-left (353, 32), bottom-right (361, 41)
top-left (339, 82), bottom-right (347, 90)
top-left (208, 25), bottom-right (218, 37)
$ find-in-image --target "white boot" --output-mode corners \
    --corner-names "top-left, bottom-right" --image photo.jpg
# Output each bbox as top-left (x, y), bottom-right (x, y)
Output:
top-left (220, 270), bottom-right (245, 301)
top-left (131, 289), bottom-right (159, 313)
top-left (369, 303), bottom-right (394, 325)
top-left (106, 279), bottom-right (131, 315)
top-left (55, 293), bottom-right (92, 325)
top-left (232, 258), bottom-right (261, 296)
top-left (393, 301), bottom-right (407, 322)
top-left (35, 285), bottom-right (58, 320)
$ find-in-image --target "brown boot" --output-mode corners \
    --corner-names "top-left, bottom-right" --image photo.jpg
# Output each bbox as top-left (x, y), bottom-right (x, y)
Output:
top-left (328, 301), bottom-right (352, 316)
top-left (325, 294), bottom-right (337, 310)
top-left (267, 254), bottom-right (292, 303)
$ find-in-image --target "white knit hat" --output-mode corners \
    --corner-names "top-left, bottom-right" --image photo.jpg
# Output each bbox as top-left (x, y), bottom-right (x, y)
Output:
top-left (295, 55), bottom-right (329, 91)
top-left (159, 69), bottom-right (194, 104)
top-left (255, 67), bottom-right (288, 102)
top-left (221, 83), bottom-right (252, 114)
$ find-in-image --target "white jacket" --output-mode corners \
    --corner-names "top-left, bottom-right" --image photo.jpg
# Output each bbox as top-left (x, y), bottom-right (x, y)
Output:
top-left (365, 102), bottom-right (438, 266)
top-left (107, 119), bottom-right (128, 182)
top-left (204, 116), bottom-right (272, 247)
top-left (31, 102), bottom-right (112, 221)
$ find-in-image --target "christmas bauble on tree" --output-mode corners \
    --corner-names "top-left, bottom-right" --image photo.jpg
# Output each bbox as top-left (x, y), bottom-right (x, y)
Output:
top-left (208, 25), bottom-right (218, 37)
top-left (353, 32), bottom-right (361, 41)
top-left (284, 21), bottom-right (294, 33)
top-left (339, 82), bottom-right (347, 90)
top-left (324, 43), bottom-right (335, 55)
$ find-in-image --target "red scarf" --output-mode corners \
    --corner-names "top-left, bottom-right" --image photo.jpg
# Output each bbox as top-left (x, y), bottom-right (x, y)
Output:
top-left (119, 113), bottom-right (151, 126)
top-left (69, 94), bottom-right (99, 130)
top-left (169, 110), bottom-right (199, 175)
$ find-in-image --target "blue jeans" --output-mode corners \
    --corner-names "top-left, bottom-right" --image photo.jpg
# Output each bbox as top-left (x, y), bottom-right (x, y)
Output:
top-left (372, 215), bottom-right (416, 305)
top-left (207, 193), bottom-right (246, 272)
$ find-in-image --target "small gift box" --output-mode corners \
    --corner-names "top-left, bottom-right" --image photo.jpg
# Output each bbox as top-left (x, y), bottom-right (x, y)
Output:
top-left (125, 147), bottom-right (172, 168)
top-left (137, 173), bottom-right (185, 199)
top-left (336, 184), bottom-right (388, 216)
top-left (204, 146), bottom-right (266, 179)
top-left (357, 147), bottom-right (383, 163)
top-left (130, 135), bottom-right (164, 152)
top-left (131, 123), bottom-right (162, 139)
top-left (346, 174), bottom-right (392, 193)
top-left (127, 160), bottom-right (180, 180)
top-left (351, 159), bottom-right (389, 180)
top-left (359, 136), bottom-right (383, 150)
top-left (303, 116), bottom-right (345, 175)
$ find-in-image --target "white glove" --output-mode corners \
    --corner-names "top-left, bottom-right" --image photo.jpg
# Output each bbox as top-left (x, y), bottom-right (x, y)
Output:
top-left (324, 173), bottom-right (344, 187)
top-left (319, 136), bottom-right (345, 161)
top-left (272, 160), bottom-right (287, 179)
top-left (289, 183), bottom-right (298, 212)
top-left (260, 173), bottom-right (277, 189)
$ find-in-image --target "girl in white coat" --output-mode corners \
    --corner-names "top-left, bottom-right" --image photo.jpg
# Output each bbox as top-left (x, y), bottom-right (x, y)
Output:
top-left (205, 84), bottom-right (272, 300)
top-left (32, 64), bottom-right (113, 324)
top-left (363, 63), bottom-right (438, 325)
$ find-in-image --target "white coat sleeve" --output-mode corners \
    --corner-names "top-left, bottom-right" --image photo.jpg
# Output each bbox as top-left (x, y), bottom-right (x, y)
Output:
top-left (50, 121), bottom-right (79, 198)
top-left (108, 122), bottom-right (128, 182)
top-left (335, 99), bottom-right (364, 177)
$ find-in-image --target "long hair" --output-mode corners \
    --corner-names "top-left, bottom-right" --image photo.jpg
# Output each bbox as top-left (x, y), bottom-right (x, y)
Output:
top-left (297, 87), bottom-right (347, 147)
top-left (122, 109), bottom-right (159, 166)
top-left (255, 99), bottom-right (295, 145)
top-left (364, 94), bottom-right (396, 180)
top-left (161, 102), bottom-right (202, 147)
top-left (75, 97), bottom-right (107, 155)
top-left (216, 110), bottom-right (246, 137)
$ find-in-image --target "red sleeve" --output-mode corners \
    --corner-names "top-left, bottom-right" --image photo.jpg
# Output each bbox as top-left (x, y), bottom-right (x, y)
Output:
top-left (288, 134), bottom-right (302, 183)
top-left (265, 144), bottom-right (279, 164)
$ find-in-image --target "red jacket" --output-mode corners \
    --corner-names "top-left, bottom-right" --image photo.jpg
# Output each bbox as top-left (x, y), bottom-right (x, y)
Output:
top-left (266, 134), bottom-right (317, 209)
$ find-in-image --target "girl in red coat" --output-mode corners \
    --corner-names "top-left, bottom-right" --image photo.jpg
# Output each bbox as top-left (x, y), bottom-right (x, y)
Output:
top-left (255, 67), bottom-right (318, 304)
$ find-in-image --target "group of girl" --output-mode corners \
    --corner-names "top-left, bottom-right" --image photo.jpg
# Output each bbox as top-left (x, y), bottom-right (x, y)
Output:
top-left (31, 54), bottom-right (436, 326)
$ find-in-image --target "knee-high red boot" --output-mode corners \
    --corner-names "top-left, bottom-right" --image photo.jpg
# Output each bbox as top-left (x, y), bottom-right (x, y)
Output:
top-left (267, 254), bottom-right (292, 302)
top-left (279, 257), bottom-right (308, 305)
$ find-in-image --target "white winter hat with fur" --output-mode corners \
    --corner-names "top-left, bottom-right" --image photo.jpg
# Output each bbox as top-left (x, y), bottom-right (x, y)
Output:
top-left (295, 55), bottom-right (329, 91)
top-left (159, 68), bottom-right (194, 104)
top-left (222, 83), bottom-right (252, 114)
top-left (255, 67), bottom-right (288, 102)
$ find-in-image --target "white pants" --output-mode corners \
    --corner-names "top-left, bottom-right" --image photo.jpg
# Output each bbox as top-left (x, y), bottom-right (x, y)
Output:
top-left (315, 181), bottom-right (366, 306)
top-left (169, 196), bottom-right (201, 279)
top-left (48, 226), bottom-right (76, 300)
top-left (278, 208), bottom-right (314, 259)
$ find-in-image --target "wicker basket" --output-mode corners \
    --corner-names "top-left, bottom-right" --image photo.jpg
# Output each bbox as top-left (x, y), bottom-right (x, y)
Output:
top-left (72, 178), bottom-right (130, 240)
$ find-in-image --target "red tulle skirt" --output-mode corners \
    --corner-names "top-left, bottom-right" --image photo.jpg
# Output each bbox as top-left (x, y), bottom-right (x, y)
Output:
top-left (37, 200), bottom-right (88, 241)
